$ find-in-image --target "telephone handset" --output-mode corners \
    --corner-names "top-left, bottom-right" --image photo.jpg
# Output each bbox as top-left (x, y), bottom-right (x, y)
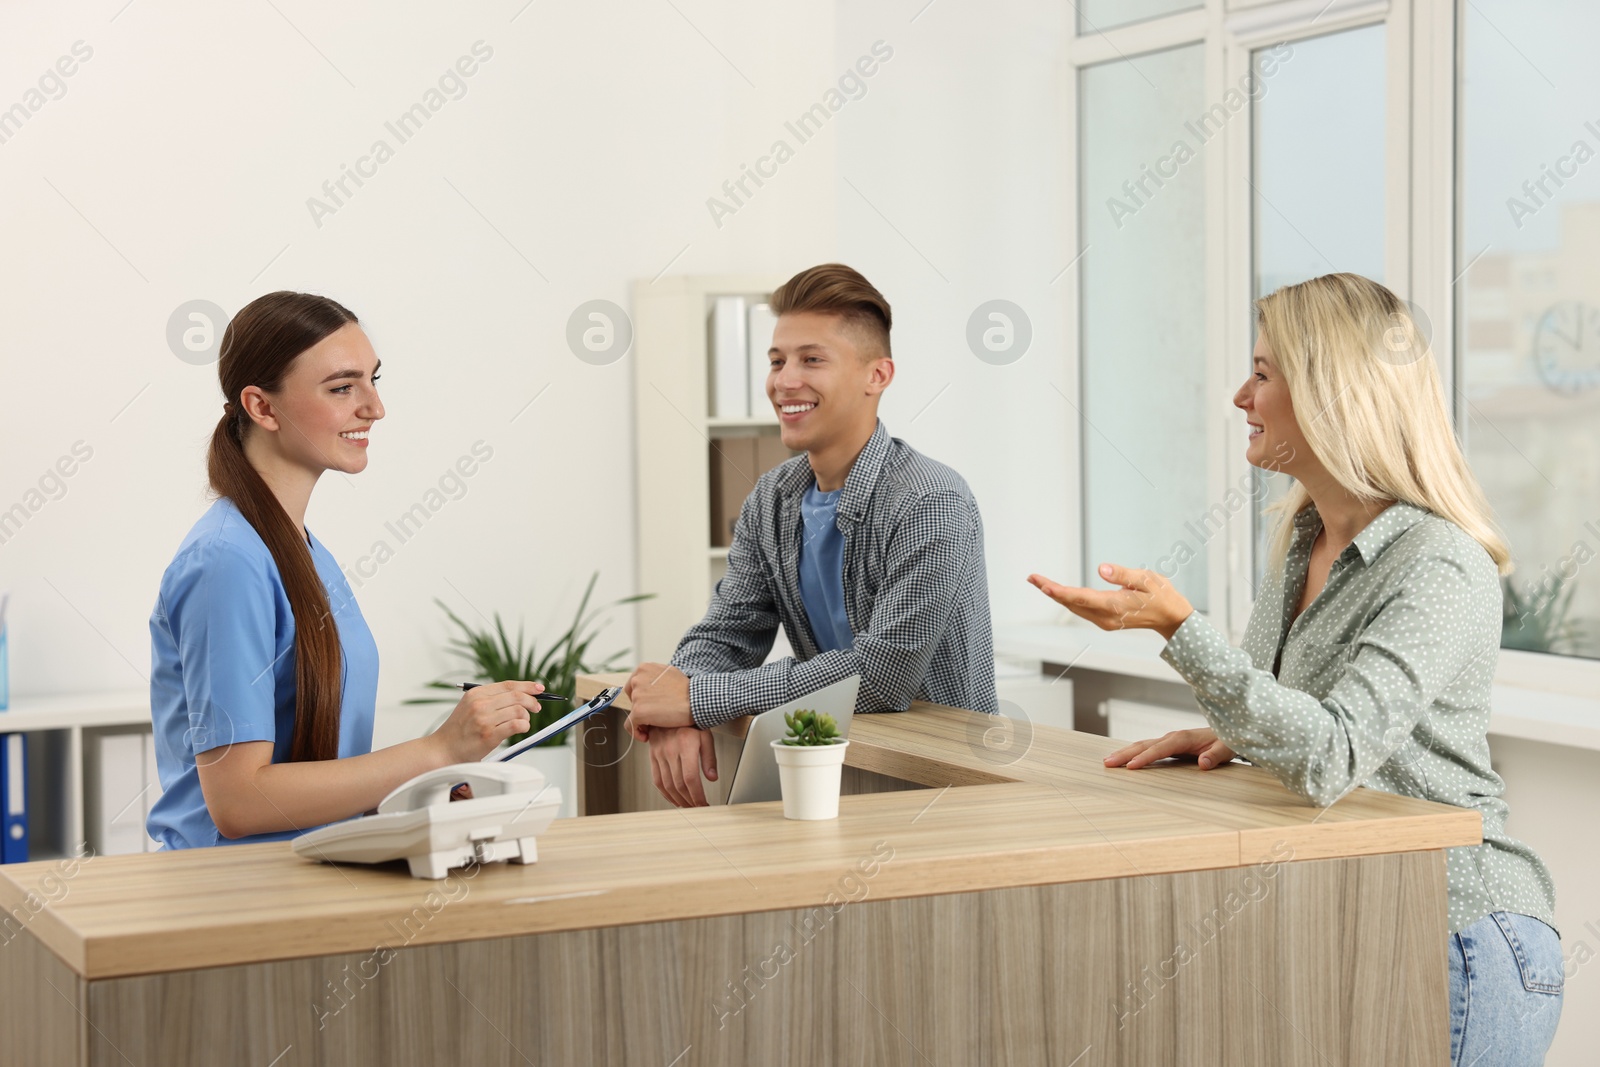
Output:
top-left (294, 760), bottom-right (562, 880)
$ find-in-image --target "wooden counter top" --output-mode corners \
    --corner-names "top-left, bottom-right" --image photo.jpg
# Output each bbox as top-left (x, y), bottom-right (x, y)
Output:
top-left (0, 673), bottom-right (1479, 981)
top-left (578, 673), bottom-right (1482, 864)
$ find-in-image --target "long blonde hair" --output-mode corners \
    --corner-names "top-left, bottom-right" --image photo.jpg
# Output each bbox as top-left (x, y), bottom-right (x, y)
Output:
top-left (1257, 273), bottom-right (1512, 574)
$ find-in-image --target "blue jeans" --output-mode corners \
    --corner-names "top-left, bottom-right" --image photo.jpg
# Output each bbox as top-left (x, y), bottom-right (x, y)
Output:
top-left (1449, 911), bottom-right (1563, 1066)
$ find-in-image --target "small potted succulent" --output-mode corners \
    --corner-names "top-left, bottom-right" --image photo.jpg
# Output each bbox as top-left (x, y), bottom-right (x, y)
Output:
top-left (770, 710), bottom-right (849, 821)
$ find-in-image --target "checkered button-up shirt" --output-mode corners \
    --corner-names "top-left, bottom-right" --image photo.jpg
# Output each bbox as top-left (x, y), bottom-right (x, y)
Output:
top-left (673, 421), bottom-right (997, 728)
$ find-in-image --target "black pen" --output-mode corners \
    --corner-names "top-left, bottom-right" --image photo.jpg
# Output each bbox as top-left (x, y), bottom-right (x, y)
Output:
top-left (454, 682), bottom-right (570, 701)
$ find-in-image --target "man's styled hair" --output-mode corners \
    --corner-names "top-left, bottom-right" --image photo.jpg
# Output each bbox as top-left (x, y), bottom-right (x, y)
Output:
top-left (770, 263), bottom-right (892, 360)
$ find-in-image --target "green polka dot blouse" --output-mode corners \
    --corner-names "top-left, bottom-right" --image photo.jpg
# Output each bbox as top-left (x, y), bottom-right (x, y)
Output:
top-left (1160, 501), bottom-right (1557, 935)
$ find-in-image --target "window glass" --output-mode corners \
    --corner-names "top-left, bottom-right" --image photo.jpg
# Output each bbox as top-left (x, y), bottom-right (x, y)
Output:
top-left (1250, 25), bottom-right (1388, 588)
top-left (1080, 45), bottom-right (1209, 608)
top-left (1460, 0), bottom-right (1600, 659)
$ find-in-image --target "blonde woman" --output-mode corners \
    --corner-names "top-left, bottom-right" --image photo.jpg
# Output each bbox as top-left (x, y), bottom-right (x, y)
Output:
top-left (1029, 274), bottom-right (1561, 1066)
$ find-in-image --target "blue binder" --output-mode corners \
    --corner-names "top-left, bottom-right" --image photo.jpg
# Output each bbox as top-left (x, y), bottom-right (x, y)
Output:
top-left (0, 734), bottom-right (27, 864)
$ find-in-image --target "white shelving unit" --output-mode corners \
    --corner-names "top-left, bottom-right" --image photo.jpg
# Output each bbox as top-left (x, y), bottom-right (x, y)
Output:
top-left (1, 690), bottom-right (150, 861)
top-left (632, 273), bottom-right (793, 663)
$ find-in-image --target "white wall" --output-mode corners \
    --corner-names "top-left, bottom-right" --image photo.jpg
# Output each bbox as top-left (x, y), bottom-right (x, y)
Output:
top-left (0, 1), bottom-right (838, 720)
top-left (2, 0), bottom-right (1075, 716)
top-left (835, 0), bottom-right (1075, 629)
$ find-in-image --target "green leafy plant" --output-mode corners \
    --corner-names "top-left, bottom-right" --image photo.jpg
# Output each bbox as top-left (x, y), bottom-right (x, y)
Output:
top-left (1501, 573), bottom-right (1578, 655)
top-left (404, 573), bottom-right (651, 748)
top-left (780, 709), bottom-right (843, 746)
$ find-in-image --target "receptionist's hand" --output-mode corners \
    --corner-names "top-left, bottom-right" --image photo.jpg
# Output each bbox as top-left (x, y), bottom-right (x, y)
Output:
top-left (1027, 564), bottom-right (1195, 641)
top-left (1104, 728), bottom-right (1238, 771)
top-left (624, 662), bottom-right (694, 733)
top-left (431, 680), bottom-right (543, 763)
top-left (647, 725), bottom-right (719, 807)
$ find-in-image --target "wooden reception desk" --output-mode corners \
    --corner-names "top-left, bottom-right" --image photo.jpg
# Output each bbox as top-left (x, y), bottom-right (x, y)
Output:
top-left (0, 673), bottom-right (1478, 1066)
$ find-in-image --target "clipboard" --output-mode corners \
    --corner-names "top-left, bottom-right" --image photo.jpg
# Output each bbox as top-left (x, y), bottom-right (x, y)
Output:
top-left (486, 686), bottom-right (623, 763)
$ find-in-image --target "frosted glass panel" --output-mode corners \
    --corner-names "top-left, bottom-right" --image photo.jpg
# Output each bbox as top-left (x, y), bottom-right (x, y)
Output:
top-left (1080, 45), bottom-right (1208, 609)
top-left (1254, 25), bottom-right (1386, 295)
top-left (1250, 25), bottom-right (1387, 586)
top-left (1460, 0), bottom-right (1600, 659)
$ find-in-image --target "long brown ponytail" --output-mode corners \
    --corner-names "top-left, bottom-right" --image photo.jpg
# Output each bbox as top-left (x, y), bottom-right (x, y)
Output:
top-left (208, 292), bottom-right (359, 763)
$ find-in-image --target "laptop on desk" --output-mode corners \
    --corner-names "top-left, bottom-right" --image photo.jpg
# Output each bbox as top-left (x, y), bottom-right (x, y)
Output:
top-left (714, 675), bottom-right (861, 805)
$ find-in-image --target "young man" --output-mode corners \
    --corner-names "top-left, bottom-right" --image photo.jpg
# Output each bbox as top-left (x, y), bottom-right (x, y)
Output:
top-left (624, 263), bottom-right (996, 807)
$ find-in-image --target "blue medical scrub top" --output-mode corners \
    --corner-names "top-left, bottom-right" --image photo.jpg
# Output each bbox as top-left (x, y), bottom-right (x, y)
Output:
top-left (146, 497), bottom-right (379, 849)
top-left (797, 481), bottom-right (854, 653)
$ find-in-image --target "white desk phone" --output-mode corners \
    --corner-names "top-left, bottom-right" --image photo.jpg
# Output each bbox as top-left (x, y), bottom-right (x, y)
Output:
top-left (293, 686), bottom-right (623, 879)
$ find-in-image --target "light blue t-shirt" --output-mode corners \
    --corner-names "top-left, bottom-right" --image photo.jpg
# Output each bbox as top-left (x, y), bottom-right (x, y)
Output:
top-left (146, 497), bottom-right (379, 849)
top-left (797, 482), bottom-right (854, 652)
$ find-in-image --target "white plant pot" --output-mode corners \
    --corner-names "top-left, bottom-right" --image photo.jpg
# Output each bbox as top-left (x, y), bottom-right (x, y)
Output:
top-left (507, 742), bottom-right (578, 819)
top-left (770, 739), bottom-right (849, 821)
